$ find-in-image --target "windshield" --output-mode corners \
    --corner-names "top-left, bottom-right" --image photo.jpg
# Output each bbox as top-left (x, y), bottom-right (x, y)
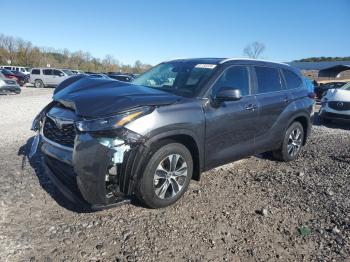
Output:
top-left (132, 62), bottom-right (217, 97)
top-left (340, 82), bottom-right (350, 90)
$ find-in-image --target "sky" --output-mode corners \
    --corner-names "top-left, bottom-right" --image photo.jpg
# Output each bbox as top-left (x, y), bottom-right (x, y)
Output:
top-left (1, 0), bottom-right (349, 65)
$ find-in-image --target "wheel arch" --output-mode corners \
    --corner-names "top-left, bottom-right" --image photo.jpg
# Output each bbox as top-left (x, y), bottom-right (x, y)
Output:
top-left (144, 130), bottom-right (203, 181)
top-left (34, 78), bottom-right (45, 87)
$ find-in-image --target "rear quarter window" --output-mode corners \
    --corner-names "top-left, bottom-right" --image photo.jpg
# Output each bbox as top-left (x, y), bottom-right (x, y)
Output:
top-left (283, 69), bottom-right (302, 89)
top-left (254, 66), bottom-right (282, 94)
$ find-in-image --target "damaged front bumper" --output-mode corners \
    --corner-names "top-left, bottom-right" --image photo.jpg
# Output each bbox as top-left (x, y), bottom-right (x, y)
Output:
top-left (33, 113), bottom-right (148, 210)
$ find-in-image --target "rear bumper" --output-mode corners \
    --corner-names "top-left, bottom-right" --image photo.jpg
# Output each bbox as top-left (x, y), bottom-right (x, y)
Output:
top-left (0, 85), bottom-right (21, 94)
top-left (40, 131), bottom-right (144, 209)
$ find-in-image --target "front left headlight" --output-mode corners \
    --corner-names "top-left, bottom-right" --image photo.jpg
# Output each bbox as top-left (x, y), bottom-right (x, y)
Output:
top-left (75, 107), bottom-right (152, 132)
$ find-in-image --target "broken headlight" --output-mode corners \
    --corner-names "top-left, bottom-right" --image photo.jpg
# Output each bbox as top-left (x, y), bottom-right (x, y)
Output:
top-left (75, 107), bottom-right (152, 132)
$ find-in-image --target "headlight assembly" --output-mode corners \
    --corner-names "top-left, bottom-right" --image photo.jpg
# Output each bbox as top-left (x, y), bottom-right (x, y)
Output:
top-left (75, 107), bottom-right (152, 132)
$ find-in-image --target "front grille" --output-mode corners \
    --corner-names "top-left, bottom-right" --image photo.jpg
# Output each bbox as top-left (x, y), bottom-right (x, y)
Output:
top-left (43, 117), bottom-right (76, 148)
top-left (328, 101), bottom-right (350, 111)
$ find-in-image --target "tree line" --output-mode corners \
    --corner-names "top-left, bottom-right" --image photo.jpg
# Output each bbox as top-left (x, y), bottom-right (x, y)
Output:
top-left (294, 57), bottom-right (350, 62)
top-left (0, 33), bottom-right (152, 73)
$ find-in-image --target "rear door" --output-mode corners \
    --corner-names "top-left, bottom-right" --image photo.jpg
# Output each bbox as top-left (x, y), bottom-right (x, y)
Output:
top-left (42, 69), bottom-right (53, 85)
top-left (204, 65), bottom-right (259, 169)
top-left (253, 66), bottom-right (291, 153)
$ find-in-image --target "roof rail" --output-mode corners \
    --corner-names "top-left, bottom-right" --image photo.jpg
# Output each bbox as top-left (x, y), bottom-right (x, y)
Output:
top-left (219, 57), bottom-right (289, 66)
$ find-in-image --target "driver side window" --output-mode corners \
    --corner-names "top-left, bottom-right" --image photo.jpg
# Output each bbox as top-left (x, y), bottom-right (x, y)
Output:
top-left (212, 66), bottom-right (250, 96)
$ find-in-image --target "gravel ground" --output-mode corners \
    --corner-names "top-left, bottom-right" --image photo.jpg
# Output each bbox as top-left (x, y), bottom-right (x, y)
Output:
top-left (0, 88), bottom-right (349, 261)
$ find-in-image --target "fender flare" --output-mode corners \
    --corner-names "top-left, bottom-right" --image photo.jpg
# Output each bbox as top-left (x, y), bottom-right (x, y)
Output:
top-left (144, 128), bottom-right (204, 173)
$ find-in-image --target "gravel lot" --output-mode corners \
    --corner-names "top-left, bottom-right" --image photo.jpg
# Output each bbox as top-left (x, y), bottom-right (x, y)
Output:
top-left (0, 88), bottom-right (349, 261)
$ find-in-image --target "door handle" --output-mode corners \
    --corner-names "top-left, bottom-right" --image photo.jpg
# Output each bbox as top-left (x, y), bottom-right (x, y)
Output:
top-left (245, 104), bottom-right (257, 111)
top-left (284, 97), bottom-right (290, 104)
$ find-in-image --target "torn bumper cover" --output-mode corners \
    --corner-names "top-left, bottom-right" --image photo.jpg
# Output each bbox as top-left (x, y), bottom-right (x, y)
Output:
top-left (40, 129), bottom-right (146, 209)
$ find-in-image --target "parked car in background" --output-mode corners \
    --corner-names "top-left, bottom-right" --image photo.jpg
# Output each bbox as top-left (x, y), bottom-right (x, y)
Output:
top-left (131, 73), bottom-right (140, 79)
top-left (319, 82), bottom-right (350, 123)
top-left (315, 82), bottom-right (345, 99)
top-left (61, 69), bottom-right (75, 76)
top-left (0, 69), bottom-right (19, 83)
top-left (88, 73), bottom-right (111, 78)
top-left (0, 72), bottom-right (21, 94)
top-left (107, 73), bottom-right (133, 82)
top-left (10, 70), bottom-right (29, 86)
top-left (31, 58), bottom-right (313, 209)
top-left (29, 68), bottom-right (71, 88)
top-left (71, 70), bottom-right (85, 74)
top-left (0, 66), bottom-right (31, 75)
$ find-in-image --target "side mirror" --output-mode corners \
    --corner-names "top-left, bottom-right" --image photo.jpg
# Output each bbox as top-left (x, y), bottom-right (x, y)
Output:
top-left (215, 88), bottom-right (242, 102)
top-left (59, 73), bottom-right (64, 77)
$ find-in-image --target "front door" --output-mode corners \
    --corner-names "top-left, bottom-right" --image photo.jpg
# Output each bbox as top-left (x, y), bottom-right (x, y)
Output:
top-left (204, 65), bottom-right (259, 169)
top-left (52, 70), bottom-right (64, 86)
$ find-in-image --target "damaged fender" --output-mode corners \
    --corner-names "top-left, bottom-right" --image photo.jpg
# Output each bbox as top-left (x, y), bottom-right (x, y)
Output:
top-left (73, 131), bottom-right (146, 206)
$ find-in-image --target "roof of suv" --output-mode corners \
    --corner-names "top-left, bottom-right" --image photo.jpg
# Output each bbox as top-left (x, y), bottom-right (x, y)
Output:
top-left (31, 68), bottom-right (63, 70)
top-left (165, 57), bottom-right (289, 67)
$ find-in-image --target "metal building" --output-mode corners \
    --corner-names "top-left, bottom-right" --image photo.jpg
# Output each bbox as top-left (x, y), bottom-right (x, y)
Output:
top-left (288, 61), bottom-right (350, 81)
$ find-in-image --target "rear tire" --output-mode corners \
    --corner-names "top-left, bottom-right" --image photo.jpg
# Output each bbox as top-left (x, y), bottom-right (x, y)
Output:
top-left (135, 142), bottom-right (193, 208)
top-left (273, 122), bottom-right (304, 162)
top-left (34, 79), bottom-right (44, 88)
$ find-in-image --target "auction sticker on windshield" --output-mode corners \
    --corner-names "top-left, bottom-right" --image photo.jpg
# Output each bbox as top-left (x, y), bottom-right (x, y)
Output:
top-left (195, 64), bottom-right (217, 69)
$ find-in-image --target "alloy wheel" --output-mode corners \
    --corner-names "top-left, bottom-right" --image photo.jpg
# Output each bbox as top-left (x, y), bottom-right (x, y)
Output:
top-left (153, 154), bottom-right (188, 199)
top-left (287, 127), bottom-right (302, 157)
top-left (35, 80), bottom-right (42, 88)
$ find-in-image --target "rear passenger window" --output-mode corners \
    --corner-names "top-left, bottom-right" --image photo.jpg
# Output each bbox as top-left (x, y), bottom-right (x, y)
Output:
top-left (43, 69), bottom-right (52, 75)
top-left (31, 69), bottom-right (40, 74)
top-left (283, 69), bottom-right (302, 89)
top-left (254, 67), bottom-right (282, 94)
top-left (212, 66), bottom-right (250, 96)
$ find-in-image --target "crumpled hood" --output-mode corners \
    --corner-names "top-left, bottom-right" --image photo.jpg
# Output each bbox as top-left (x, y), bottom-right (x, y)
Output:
top-left (324, 88), bottom-right (350, 102)
top-left (53, 78), bottom-right (181, 118)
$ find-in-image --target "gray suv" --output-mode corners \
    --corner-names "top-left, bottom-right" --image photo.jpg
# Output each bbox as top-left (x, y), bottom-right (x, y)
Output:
top-left (31, 58), bottom-right (314, 209)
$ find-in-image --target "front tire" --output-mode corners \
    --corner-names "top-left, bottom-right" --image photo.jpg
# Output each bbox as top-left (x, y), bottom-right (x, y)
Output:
top-left (34, 79), bottom-right (44, 88)
top-left (273, 122), bottom-right (304, 162)
top-left (136, 142), bottom-right (193, 208)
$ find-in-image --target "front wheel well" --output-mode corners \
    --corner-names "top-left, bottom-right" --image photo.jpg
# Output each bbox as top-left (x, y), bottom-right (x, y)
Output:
top-left (291, 116), bottom-right (309, 145)
top-left (150, 134), bottom-right (201, 181)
